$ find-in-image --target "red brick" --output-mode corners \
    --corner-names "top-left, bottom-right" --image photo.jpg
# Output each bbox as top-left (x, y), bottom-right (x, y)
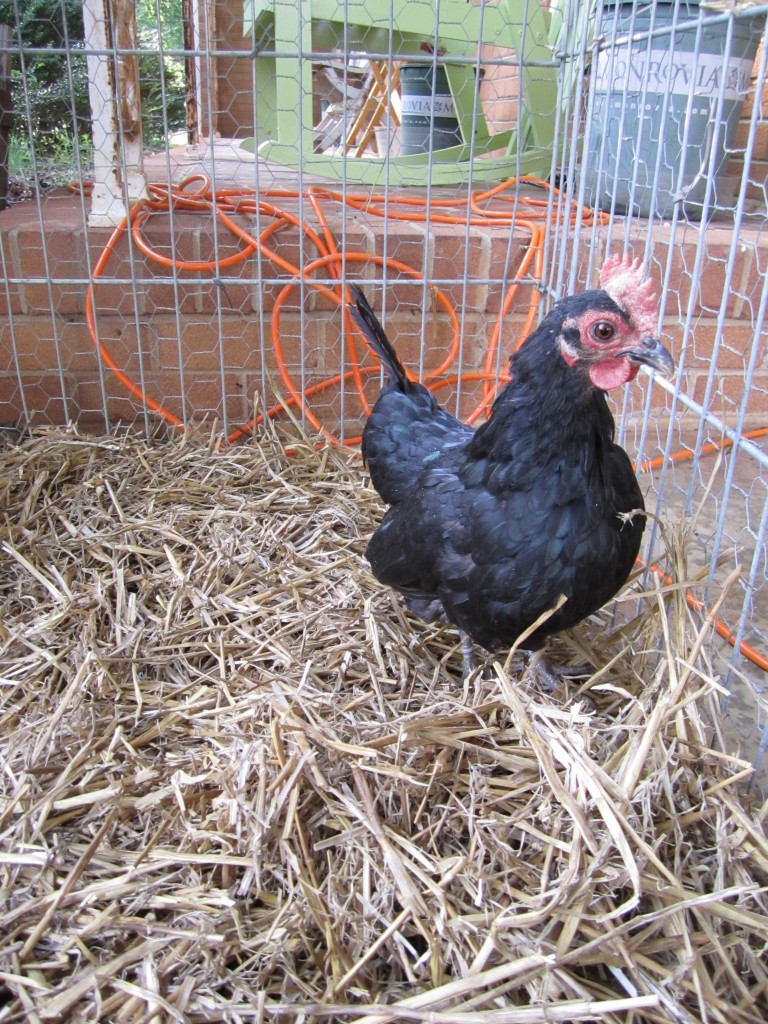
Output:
top-left (430, 224), bottom-right (490, 313)
top-left (356, 311), bottom-right (494, 378)
top-left (477, 40), bottom-right (519, 135)
top-left (143, 211), bottom-right (253, 315)
top-left (334, 308), bottom-right (532, 394)
top-left (662, 229), bottom-right (763, 318)
top-left (0, 371), bottom-right (78, 426)
top-left (154, 317), bottom-right (210, 371)
top-left (341, 282), bottom-right (469, 360)
top-left (741, 41), bottom-right (767, 120)
top-left (483, 229), bottom-right (537, 314)
top-left (744, 166), bottom-right (768, 204)
top-left (262, 312), bottom-right (328, 377)
top-left (13, 225), bottom-right (88, 317)
top-left (155, 315), bottom-right (267, 372)
top-left (76, 370), bottom-right (249, 430)
top-left (732, 120), bottom-right (768, 158)
top-left (552, 240), bottom-right (611, 294)
top-left (87, 318), bottom-right (153, 375)
top-left (248, 216), bottom-right (317, 313)
top-left (371, 222), bottom-right (430, 307)
top-left (210, 25), bottom-right (255, 139)
top-left (0, 237), bottom-right (23, 316)
top-left (332, 311), bottom-right (512, 427)
top-left (638, 382), bottom-right (675, 420)
top-left (139, 215), bottom-right (204, 314)
top-left (727, 150), bottom-right (768, 202)
top-left (2, 182), bottom-right (767, 437)
top-left (307, 216), bottom-right (376, 312)
top-left (236, 371), bottom-right (344, 438)
top-left (503, 308), bottom-right (539, 348)
top-left (0, 316), bottom-right (149, 375)
top-left (349, 309), bottom-right (442, 371)
top-left (295, 377), bottom-right (371, 441)
top-left (320, 215), bottom-right (375, 261)
top-left (155, 309), bottom-right (331, 374)
top-left (88, 227), bottom-right (148, 317)
top-left (690, 369), bottom-right (768, 418)
top-left (75, 375), bottom-right (146, 427)
top-left (198, 268), bottom-right (255, 317)
top-left (252, 309), bottom-right (393, 437)
top-left (664, 317), bottom-right (765, 373)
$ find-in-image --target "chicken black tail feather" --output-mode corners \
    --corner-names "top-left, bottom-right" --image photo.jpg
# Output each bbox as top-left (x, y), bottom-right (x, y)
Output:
top-left (348, 285), bottom-right (413, 392)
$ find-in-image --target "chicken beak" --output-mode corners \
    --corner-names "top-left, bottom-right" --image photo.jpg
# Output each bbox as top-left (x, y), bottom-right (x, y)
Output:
top-left (627, 335), bottom-right (675, 376)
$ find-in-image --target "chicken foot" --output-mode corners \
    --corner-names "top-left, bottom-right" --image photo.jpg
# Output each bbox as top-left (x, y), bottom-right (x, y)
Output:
top-left (459, 630), bottom-right (477, 678)
top-left (524, 649), bottom-right (592, 693)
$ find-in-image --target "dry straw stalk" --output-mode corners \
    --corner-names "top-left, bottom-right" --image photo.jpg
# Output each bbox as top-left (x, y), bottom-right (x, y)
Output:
top-left (0, 424), bottom-right (766, 1023)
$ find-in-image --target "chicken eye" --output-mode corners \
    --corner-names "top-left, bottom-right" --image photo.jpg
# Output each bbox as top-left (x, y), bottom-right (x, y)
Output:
top-left (592, 321), bottom-right (615, 342)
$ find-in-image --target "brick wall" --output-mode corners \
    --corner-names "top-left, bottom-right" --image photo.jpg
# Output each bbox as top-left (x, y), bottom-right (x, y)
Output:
top-left (210, 2), bottom-right (255, 140)
top-left (1, 191), bottom-right (766, 436)
top-left (729, 37), bottom-right (768, 202)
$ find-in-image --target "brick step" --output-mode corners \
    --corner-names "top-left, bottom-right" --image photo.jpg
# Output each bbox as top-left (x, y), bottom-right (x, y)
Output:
top-left (5, 195), bottom-right (768, 319)
top-left (2, 192), bottom-right (768, 431)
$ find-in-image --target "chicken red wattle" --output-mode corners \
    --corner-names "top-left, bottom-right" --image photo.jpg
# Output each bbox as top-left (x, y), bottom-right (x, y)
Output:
top-left (352, 255), bottom-right (674, 661)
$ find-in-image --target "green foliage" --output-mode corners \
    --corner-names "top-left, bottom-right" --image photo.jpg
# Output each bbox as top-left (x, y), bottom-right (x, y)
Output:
top-left (137, 0), bottom-right (184, 51)
top-left (0, 0), bottom-right (82, 46)
top-left (7, 130), bottom-right (34, 179)
top-left (136, 0), bottom-right (187, 150)
top-left (0, 0), bottom-right (89, 154)
top-left (7, 126), bottom-right (92, 200)
top-left (0, 0), bottom-right (186, 160)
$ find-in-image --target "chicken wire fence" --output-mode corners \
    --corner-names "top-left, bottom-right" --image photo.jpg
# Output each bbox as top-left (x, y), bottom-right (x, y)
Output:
top-left (1, 0), bottom-right (768, 774)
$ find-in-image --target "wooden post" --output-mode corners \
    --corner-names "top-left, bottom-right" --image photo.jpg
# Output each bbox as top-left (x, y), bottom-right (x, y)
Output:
top-left (82, 0), bottom-right (147, 226)
top-left (181, 0), bottom-right (199, 147)
top-left (0, 23), bottom-right (13, 210)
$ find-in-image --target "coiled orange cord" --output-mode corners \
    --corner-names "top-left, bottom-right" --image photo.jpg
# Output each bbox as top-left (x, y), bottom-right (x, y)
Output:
top-left (83, 175), bottom-right (767, 674)
top-left (85, 174), bottom-right (574, 444)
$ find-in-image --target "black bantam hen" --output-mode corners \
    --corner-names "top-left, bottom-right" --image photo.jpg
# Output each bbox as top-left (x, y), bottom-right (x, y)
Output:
top-left (349, 255), bottom-right (675, 677)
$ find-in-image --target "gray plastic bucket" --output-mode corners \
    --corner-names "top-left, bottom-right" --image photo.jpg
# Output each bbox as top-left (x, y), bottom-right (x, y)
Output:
top-left (582, 1), bottom-right (765, 219)
top-left (399, 64), bottom-right (463, 155)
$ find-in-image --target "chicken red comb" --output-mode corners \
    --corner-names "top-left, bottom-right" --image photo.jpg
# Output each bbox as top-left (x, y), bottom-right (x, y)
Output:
top-left (599, 253), bottom-right (659, 333)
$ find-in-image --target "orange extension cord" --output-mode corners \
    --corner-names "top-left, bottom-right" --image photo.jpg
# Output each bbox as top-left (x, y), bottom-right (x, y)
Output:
top-left (83, 174), bottom-right (768, 674)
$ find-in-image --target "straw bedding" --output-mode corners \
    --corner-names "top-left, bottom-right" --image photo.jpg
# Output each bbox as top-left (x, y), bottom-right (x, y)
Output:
top-left (0, 423), bottom-right (767, 1023)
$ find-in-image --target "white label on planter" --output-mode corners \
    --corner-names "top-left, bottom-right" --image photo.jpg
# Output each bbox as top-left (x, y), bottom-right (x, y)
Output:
top-left (594, 49), bottom-right (754, 100)
top-left (401, 95), bottom-right (456, 118)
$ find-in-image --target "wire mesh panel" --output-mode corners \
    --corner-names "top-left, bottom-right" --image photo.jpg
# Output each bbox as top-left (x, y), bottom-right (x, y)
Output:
top-left (0, 2), bottom-right (767, 771)
top-left (554, 0), bottom-right (768, 783)
top-left (6, 2), bottom-right (768, 1019)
